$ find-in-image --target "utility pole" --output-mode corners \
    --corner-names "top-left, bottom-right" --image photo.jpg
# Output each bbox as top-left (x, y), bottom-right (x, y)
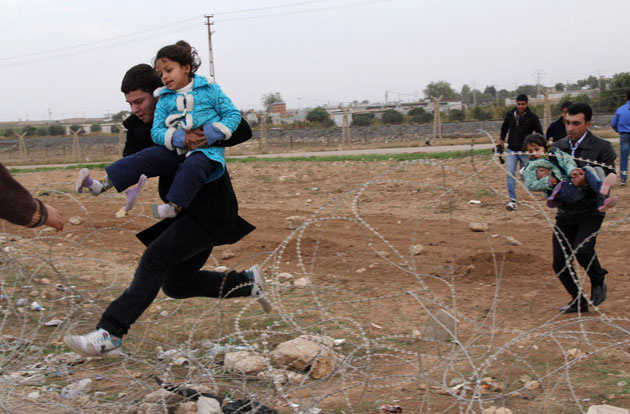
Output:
top-left (532, 69), bottom-right (545, 97)
top-left (471, 81), bottom-right (477, 105)
top-left (204, 15), bottom-right (216, 82)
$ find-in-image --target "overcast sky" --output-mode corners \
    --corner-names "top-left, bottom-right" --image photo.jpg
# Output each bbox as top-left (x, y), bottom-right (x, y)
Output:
top-left (1, 0), bottom-right (628, 122)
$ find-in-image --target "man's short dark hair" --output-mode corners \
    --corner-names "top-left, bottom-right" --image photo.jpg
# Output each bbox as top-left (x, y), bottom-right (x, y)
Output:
top-left (560, 101), bottom-right (572, 110)
top-left (626, 89), bottom-right (630, 101)
top-left (121, 64), bottom-right (162, 94)
top-left (567, 102), bottom-right (593, 122)
top-left (516, 94), bottom-right (528, 103)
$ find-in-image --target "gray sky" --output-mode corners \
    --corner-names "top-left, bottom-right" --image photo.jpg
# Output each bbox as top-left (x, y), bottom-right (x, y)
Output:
top-left (1, 0), bottom-right (628, 122)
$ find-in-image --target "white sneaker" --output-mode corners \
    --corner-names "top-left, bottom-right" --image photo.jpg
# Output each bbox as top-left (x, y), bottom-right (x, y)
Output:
top-left (64, 328), bottom-right (123, 358)
top-left (244, 265), bottom-right (272, 313)
top-left (506, 201), bottom-right (517, 211)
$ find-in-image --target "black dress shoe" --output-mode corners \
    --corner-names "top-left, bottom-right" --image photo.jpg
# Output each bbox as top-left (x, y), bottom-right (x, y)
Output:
top-left (559, 298), bottom-right (589, 314)
top-left (591, 282), bottom-right (607, 306)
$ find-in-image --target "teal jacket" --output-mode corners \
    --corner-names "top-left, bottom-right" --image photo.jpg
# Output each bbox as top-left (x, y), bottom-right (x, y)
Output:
top-left (522, 147), bottom-right (578, 191)
top-left (151, 75), bottom-right (241, 183)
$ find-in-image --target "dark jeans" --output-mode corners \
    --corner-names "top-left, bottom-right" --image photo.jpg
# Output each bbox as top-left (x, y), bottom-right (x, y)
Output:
top-left (97, 213), bottom-right (252, 337)
top-left (105, 146), bottom-right (216, 208)
top-left (554, 166), bottom-right (605, 207)
top-left (552, 211), bottom-right (607, 299)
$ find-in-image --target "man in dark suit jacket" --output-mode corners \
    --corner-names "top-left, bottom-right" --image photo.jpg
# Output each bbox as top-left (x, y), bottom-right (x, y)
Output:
top-left (65, 64), bottom-right (269, 358)
top-left (551, 103), bottom-right (616, 314)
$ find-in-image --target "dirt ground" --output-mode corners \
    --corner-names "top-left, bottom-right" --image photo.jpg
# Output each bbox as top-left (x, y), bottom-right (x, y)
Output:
top-left (2, 152), bottom-right (630, 413)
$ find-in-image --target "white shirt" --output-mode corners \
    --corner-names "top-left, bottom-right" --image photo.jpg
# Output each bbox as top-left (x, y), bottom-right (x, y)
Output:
top-left (569, 132), bottom-right (587, 157)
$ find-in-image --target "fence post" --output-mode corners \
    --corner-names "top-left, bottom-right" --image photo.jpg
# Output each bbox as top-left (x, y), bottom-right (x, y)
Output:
top-left (14, 132), bottom-right (28, 161)
top-left (71, 129), bottom-right (81, 162)
top-left (431, 95), bottom-right (443, 144)
top-left (541, 87), bottom-right (551, 133)
top-left (257, 113), bottom-right (267, 153)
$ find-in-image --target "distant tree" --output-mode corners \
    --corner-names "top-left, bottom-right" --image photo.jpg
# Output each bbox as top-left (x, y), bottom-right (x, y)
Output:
top-left (22, 125), bottom-right (37, 136)
top-left (110, 125), bottom-right (120, 133)
top-left (448, 109), bottom-right (465, 122)
top-left (408, 107), bottom-right (433, 124)
top-left (568, 92), bottom-right (592, 105)
top-left (352, 113), bottom-right (374, 127)
top-left (48, 124), bottom-right (65, 136)
top-left (90, 123), bottom-right (102, 133)
top-left (554, 82), bottom-right (565, 92)
top-left (261, 92), bottom-right (283, 111)
top-left (111, 110), bottom-right (130, 121)
top-left (472, 106), bottom-right (493, 121)
top-left (424, 81), bottom-right (458, 100)
top-left (2, 128), bottom-right (15, 137)
top-left (36, 126), bottom-right (49, 136)
top-left (483, 86), bottom-right (497, 97)
top-left (306, 107), bottom-right (330, 124)
top-left (597, 72), bottom-right (630, 111)
top-left (381, 109), bottom-right (404, 124)
top-left (361, 99), bottom-right (370, 104)
top-left (498, 89), bottom-right (512, 102)
top-left (69, 124), bottom-right (83, 134)
top-left (515, 84), bottom-right (538, 98)
top-left (576, 75), bottom-right (599, 89)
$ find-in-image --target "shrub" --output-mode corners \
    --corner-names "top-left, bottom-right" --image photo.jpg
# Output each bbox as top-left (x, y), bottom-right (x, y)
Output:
top-left (48, 124), bottom-right (65, 136)
top-left (381, 109), bottom-right (404, 124)
top-left (448, 109), bottom-right (465, 122)
top-left (352, 113), bottom-right (374, 127)
top-left (90, 124), bottom-right (102, 133)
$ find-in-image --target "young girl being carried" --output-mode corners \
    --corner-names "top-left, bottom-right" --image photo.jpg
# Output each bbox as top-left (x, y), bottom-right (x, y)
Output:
top-left (521, 134), bottom-right (618, 212)
top-left (76, 40), bottom-right (241, 218)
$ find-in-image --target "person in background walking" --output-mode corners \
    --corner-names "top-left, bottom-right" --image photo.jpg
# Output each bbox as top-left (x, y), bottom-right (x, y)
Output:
top-left (546, 101), bottom-right (572, 143)
top-left (499, 94), bottom-right (543, 211)
top-left (611, 90), bottom-right (630, 186)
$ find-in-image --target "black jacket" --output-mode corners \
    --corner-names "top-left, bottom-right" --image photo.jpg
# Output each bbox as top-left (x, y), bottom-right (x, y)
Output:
top-left (122, 115), bottom-right (155, 157)
top-left (551, 131), bottom-right (616, 217)
top-left (500, 107), bottom-right (543, 151)
top-left (132, 118), bottom-right (255, 246)
top-left (546, 117), bottom-right (566, 143)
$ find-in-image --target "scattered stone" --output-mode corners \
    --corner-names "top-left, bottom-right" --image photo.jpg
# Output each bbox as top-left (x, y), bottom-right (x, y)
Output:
top-left (432, 263), bottom-right (453, 277)
top-left (617, 381), bottom-right (627, 387)
top-left (68, 216), bottom-right (83, 225)
top-left (421, 309), bottom-right (457, 342)
top-left (287, 371), bottom-right (306, 384)
top-left (465, 264), bottom-right (475, 274)
top-left (469, 222), bottom-right (488, 232)
top-left (257, 368), bottom-right (288, 384)
top-left (567, 348), bottom-right (583, 360)
top-left (27, 391), bottom-right (39, 399)
top-left (44, 352), bottom-right (84, 366)
top-left (220, 250), bottom-right (235, 260)
top-left (214, 266), bottom-right (229, 272)
top-left (293, 277), bottom-right (312, 287)
top-left (411, 244), bottom-right (424, 255)
top-left (30, 301), bottom-right (43, 311)
top-left (3, 371), bottom-right (46, 385)
top-left (303, 409), bottom-right (321, 414)
top-left (140, 389), bottom-right (183, 406)
top-left (376, 250), bottom-right (390, 258)
top-left (271, 335), bottom-right (338, 379)
top-left (587, 405), bottom-right (629, 414)
top-left (224, 351), bottom-right (266, 375)
top-left (285, 215), bottom-right (307, 230)
top-left (278, 272), bottom-right (293, 280)
top-left (355, 268), bottom-right (366, 274)
top-left (175, 401), bottom-right (197, 414)
top-left (483, 408), bottom-right (513, 414)
top-left (504, 235), bottom-right (522, 246)
top-left (39, 278), bottom-right (51, 285)
top-left (197, 396), bottom-right (222, 414)
top-left (61, 378), bottom-right (92, 400)
top-left (411, 329), bottom-right (422, 339)
top-left (524, 380), bottom-right (540, 391)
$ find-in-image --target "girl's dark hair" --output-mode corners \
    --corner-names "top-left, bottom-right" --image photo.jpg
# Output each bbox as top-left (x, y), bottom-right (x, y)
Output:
top-left (154, 40), bottom-right (201, 75)
top-left (522, 133), bottom-right (548, 152)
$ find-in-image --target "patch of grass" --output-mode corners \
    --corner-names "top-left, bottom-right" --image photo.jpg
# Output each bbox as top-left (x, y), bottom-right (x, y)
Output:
top-left (227, 149), bottom-right (493, 164)
top-left (256, 175), bottom-right (272, 184)
top-left (9, 163), bottom-right (109, 175)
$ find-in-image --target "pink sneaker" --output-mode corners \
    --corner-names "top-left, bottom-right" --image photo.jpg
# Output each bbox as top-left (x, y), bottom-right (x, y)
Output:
top-left (598, 196), bottom-right (618, 212)
top-left (600, 173), bottom-right (617, 195)
top-left (123, 174), bottom-right (147, 213)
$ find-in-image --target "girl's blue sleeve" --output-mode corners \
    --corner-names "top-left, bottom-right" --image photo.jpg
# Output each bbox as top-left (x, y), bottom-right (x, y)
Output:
top-left (553, 148), bottom-right (578, 175)
top-left (209, 84), bottom-right (241, 138)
